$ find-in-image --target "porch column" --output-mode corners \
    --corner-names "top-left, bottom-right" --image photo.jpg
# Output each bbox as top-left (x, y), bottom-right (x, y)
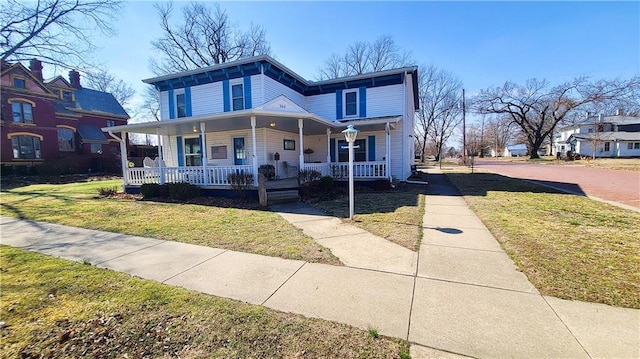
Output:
top-left (120, 131), bottom-right (128, 190)
top-left (385, 123), bottom-right (391, 181)
top-left (200, 122), bottom-right (209, 185)
top-left (298, 118), bottom-right (304, 168)
top-left (156, 128), bottom-right (165, 184)
top-left (326, 127), bottom-right (332, 163)
top-left (251, 116), bottom-right (258, 186)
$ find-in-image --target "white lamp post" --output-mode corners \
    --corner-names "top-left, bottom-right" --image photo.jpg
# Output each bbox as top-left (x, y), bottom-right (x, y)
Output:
top-left (342, 124), bottom-right (359, 220)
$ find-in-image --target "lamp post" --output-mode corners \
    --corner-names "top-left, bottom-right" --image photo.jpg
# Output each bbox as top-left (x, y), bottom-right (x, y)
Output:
top-left (342, 124), bottom-right (359, 220)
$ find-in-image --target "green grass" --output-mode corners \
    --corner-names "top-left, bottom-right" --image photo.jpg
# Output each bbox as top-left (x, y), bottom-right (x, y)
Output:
top-left (314, 184), bottom-right (426, 251)
top-left (0, 246), bottom-right (409, 358)
top-left (446, 172), bottom-right (640, 309)
top-left (0, 180), bottom-right (340, 265)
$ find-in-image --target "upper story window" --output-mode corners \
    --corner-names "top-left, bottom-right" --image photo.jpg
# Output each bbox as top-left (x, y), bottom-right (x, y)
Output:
top-left (11, 135), bottom-right (41, 159)
top-left (344, 90), bottom-right (358, 117)
top-left (176, 93), bottom-right (186, 118)
top-left (232, 83), bottom-right (244, 111)
top-left (62, 91), bottom-right (73, 101)
top-left (106, 120), bottom-right (116, 127)
top-left (57, 128), bottom-right (75, 151)
top-left (13, 78), bottom-right (26, 89)
top-left (12, 101), bottom-right (33, 123)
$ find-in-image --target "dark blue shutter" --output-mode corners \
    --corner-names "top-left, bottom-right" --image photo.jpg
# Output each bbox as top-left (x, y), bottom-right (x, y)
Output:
top-left (368, 135), bottom-right (376, 161)
top-left (176, 136), bottom-right (184, 166)
top-left (335, 90), bottom-right (343, 120)
top-left (330, 138), bottom-right (336, 162)
top-left (359, 87), bottom-right (366, 117)
top-left (168, 89), bottom-right (175, 119)
top-left (243, 76), bottom-right (252, 109)
top-left (223, 80), bottom-right (230, 112)
top-left (185, 87), bottom-right (192, 117)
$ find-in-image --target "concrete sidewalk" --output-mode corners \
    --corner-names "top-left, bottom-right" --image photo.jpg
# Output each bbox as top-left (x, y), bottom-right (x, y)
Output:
top-left (1, 171), bottom-right (638, 358)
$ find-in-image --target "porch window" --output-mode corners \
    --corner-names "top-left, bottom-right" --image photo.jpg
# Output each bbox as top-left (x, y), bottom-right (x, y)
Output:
top-left (12, 102), bottom-right (33, 123)
top-left (337, 139), bottom-right (366, 162)
top-left (344, 91), bottom-right (357, 117)
top-left (232, 84), bottom-right (244, 111)
top-left (11, 136), bottom-right (41, 159)
top-left (283, 139), bottom-right (295, 151)
top-left (57, 128), bottom-right (75, 151)
top-left (604, 142), bottom-right (610, 152)
top-left (176, 93), bottom-right (186, 118)
top-left (184, 137), bottom-right (202, 166)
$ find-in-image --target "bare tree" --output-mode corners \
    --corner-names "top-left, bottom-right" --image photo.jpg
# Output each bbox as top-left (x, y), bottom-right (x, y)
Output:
top-left (0, 0), bottom-right (122, 69)
top-left (150, 2), bottom-right (271, 75)
top-left (484, 116), bottom-right (514, 157)
top-left (415, 65), bottom-right (463, 161)
top-left (85, 69), bottom-right (135, 111)
top-left (142, 85), bottom-right (161, 122)
top-left (317, 34), bottom-right (412, 80)
top-left (473, 76), bottom-right (640, 159)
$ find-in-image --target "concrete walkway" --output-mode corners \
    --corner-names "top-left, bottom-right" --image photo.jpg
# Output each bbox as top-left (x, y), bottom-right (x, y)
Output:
top-left (2, 171), bottom-right (639, 358)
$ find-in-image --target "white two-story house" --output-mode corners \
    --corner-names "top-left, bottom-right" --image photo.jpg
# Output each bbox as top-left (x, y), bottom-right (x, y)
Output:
top-left (554, 112), bottom-right (640, 158)
top-left (104, 55), bottom-right (419, 192)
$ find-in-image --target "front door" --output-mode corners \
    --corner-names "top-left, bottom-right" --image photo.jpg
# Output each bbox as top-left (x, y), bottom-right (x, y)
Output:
top-left (184, 137), bottom-right (202, 166)
top-left (233, 137), bottom-right (246, 165)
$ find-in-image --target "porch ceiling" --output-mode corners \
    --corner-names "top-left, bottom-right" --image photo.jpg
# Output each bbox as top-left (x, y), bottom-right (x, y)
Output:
top-left (103, 111), bottom-right (401, 137)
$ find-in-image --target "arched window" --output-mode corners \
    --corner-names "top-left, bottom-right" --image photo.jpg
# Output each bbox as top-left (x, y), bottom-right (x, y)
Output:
top-left (10, 135), bottom-right (41, 159)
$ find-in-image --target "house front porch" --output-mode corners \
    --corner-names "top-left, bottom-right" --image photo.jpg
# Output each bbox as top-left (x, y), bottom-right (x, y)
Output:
top-left (124, 160), bottom-right (388, 188)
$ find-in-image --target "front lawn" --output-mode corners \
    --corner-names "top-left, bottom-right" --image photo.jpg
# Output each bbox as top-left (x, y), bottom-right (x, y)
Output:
top-left (0, 246), bottom-right (409, 358)
top-left (314, 184), bottom-right (426, 251)
top-left (446, 171), bottom-right (640, 309)
top-left (0, 180), bottom-right (340, 265)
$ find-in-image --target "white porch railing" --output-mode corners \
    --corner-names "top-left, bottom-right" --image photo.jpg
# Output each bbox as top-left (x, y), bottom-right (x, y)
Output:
top-left (301, 161), bottom-right (387, 179)
top-left (126, 165), bottom-right (253, 186)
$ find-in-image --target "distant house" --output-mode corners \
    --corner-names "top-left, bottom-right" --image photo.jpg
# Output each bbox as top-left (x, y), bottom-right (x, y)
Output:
top-left (554, 112), bottom-right (640, 158)
top-left (104, 55), bottom-right (419, 193)
top-left (504, 144), bottom-right (528, 157)
top-left (1, 59), bottom-right (130, 174)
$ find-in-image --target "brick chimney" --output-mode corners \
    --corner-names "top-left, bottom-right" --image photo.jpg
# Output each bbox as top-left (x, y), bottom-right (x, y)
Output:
top-left (69, 70), bottom-right (82, 89)
top-left (29, 59), bottom-right (43, 82)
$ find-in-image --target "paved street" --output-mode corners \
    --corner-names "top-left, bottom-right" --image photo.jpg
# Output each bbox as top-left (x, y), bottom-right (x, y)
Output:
top-left (475, 160), bottom-right (640, 209)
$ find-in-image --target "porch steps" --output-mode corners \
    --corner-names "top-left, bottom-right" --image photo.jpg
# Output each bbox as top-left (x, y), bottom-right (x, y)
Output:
top-left (266, 190), bottom-right (300, 205)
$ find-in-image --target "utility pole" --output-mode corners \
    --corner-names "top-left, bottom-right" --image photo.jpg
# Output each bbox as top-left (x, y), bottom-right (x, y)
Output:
top-left (462, 88), bottom-right (466, 165)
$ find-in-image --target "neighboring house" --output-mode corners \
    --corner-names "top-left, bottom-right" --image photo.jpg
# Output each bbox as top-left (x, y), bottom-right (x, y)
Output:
top-left (504, 144), bottom-right (528, 157)
top-left (104, 55), bottom-right (418, 192)
top-left (1, 59), bottom-right (130, 174)
top-left (554, 112), bottom-right (640, 158)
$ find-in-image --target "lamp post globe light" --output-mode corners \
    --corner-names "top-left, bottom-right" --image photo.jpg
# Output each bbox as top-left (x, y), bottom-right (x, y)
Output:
top-left (341, 125), bottom-right (359, 220)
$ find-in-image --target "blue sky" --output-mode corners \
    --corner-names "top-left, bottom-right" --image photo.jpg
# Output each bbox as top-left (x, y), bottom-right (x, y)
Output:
top-left (60, 1), bottom-right (640, 120)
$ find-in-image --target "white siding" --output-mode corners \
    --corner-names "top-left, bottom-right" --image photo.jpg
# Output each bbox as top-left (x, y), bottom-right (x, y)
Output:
top-left (263, 76), bottom-right (305, 109)
top-left (263, 128), bottom-right (301, 178)
top-left (160, 91), bottom-right (169, 120)
top-left (367, 84), bottom-right (404, 118)
top-left (403, 73), bottom-right (415, 180)
top-left (304, 134), bottom-right (330, 162)
top-left (204, 130), bottom-right (256, 166)
top-left (191, 81), bottom-right (223, 116)
top-left (390, 123), bottom-right (404, 180)
top-left (161, 135), bottom-right (178, 166)
top-left (251, 74), bottom-right (263, 108)
top-left (306, 93), bottom-right (335, 120)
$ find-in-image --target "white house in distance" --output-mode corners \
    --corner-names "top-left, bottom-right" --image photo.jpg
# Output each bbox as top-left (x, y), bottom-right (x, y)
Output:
top-left (554, 112), bottom-right (640, 158)
top-left (104, 55), bottom-right (419, 193)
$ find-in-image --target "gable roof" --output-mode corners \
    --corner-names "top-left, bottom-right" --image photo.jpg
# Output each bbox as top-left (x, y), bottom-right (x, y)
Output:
top-left (143, 55), bottom-right (420, 110)
top-left (1, 62), bottom-right (54, 94)
top-left (46, 75), bottom-right (72, 88)
top-left (72, 88), bottom-right (129, 118)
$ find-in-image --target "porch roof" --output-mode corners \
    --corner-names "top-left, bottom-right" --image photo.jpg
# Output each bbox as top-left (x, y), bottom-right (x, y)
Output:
top-left (102, 110), bottom-right (401, 136)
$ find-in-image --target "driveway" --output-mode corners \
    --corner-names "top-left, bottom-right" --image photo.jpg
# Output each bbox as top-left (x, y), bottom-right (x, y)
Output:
top-left (475, 160), bottom-right (640, 209)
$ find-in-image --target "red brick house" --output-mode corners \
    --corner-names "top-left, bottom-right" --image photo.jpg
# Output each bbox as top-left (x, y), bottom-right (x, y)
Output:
top-left (1, 59), bottom-right (129, 174)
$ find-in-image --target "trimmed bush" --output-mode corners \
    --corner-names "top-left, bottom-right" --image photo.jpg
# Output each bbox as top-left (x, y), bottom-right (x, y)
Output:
top-left (319, 176), bottom-right (334, 192)
top-left (228, 172), bottom-right (254, 199)
top-left (97, 186), bottom-right (118, 197)
top-left (140, 183), bottom-right (161, 198)
top-left (298, 169), bottom-right (321, 186)
top-left (258, 164), bottom-right (276, 180)
top-left (166, 182), bottom-right (201, 200)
